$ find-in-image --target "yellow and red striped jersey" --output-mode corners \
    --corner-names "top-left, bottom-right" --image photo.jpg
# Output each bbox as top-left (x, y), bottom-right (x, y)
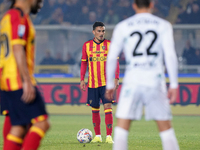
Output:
top-left (81, 39), bottom-right (119, 88)
top-left (0, 8), bottom-right (36, 91)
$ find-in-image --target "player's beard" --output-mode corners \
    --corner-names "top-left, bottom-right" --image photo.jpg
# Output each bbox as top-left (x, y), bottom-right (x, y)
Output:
top-left (31, 0), bottom-right (43, 14)
top-left (97, 36), bottom-right (104, 42)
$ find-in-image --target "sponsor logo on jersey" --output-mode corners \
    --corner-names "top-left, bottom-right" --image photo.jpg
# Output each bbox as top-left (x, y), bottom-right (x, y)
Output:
top-left (96, 51), bottom-right (102, 54)
top-left (134, 62), bottom-right (155, 67)
top-left (89, 56), bottom-right (106, 62)
top-left (18, 24), bottom-right (25, 38)
top-left (91, 51), bottom-right (106, 54)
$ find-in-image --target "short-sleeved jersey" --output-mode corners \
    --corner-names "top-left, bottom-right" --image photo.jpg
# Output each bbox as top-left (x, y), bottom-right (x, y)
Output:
top-left (81, 39), bottom-right (111, 88)
top-left (0, 8), bottom-right (36, 91)
top-left (106, 13), bottom-right (178, 89)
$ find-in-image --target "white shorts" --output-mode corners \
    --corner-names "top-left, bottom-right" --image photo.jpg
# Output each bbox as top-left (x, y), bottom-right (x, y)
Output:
top-left (116, 83), bottom-right (172, 121)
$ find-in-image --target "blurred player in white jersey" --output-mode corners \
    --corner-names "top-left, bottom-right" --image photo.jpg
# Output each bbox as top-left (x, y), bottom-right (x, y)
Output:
top-left (105, 0), bottom-right (179, 150)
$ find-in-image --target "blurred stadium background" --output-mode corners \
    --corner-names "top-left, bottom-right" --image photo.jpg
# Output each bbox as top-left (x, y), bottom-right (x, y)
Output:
top-left (1, 0), bottom-right (200, 115)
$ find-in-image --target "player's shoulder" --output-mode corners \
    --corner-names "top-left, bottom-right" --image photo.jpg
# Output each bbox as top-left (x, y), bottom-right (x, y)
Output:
top-left (150, 14), bottom-right (172, 27)
top-left (104, 39), bottom-right (110, 43)
top-left (144, 14), bottom-right (173, 31)
top-left (2, 8), bottom-right (26, 24)
top-left (7, 8), bottom-right (24, 18)
top-left (83, 39), bottom-right (93, 45)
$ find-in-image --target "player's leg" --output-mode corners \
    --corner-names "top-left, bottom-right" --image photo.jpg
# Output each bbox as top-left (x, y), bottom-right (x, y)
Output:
top-left (22, 120), bottom-right (50, 150)
top-left (144, 87), bottom-right (179, 150)
top-left (22, 87), bottom-right (50, 150)
top-left (4, 125), bottom-right (26, 150)
top-left (103, 103), bottom-right (113, 143)
top-left (113, 84), bottom-right (143, 150)
top-left (91, 106), bottom-right (101, 141)
top-left (101, 86), bottom-right (114, 143)
top-left (113, 118), bottom-right (131, 150)
top-left (87, 87), bottom-right (102, 143)
top-left (21, 123), bottom-right (32, 148)
top-left (5, 124), bottom-right (32, 150)
top-left (156, 120), bottom-right (179, 150)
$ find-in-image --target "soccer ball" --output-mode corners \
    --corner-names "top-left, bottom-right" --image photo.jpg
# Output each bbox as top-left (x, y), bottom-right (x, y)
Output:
top-left (77, 128), bottom-right (93, 143)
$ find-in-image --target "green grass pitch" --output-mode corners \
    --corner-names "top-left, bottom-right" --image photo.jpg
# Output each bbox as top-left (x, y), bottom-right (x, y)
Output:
top-left (0, 115), bottom-right (199, 150)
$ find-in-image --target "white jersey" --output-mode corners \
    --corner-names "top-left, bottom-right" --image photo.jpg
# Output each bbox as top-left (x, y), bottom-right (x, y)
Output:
top-left (106, 13), bottom-right (178, 89)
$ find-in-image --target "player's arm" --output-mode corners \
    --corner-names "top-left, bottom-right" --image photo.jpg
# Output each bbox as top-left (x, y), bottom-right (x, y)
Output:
top-left (162, 23), bottom-right (178, 104)
top-left (106, 24), bottom-right (124, 100)
top-left (80, 43), bottom-right (88, 91)
top-left (11, 11), bottom-right (35, 103)
top-left (13, 45), bottom-right (35, 103)
top-left (114, 59), bottom-right (120, 90)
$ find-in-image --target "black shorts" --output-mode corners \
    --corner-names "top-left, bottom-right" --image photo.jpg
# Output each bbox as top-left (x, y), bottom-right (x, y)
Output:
top-left (86, 86), bottom-right (114, 107)
top-left (1, 87), bottom-right (48, 126)
top-left (0, 90), bottom-right (9, 115)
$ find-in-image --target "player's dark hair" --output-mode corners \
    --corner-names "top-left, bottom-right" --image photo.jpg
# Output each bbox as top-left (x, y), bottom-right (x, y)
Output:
top-left (134, 0), bottom-right (152, 8)
top-left (93, 22), bottom-right (105, 30)
top-left (10, 0), bottom-right (16, 8)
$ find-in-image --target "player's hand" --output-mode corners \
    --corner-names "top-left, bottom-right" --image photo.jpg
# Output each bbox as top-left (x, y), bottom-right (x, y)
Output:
top-left (22, 81), bottom-right (36, 103)
top-left (167, 88), bottom-right (177, 104)
top-left (114, 79), bottom-right (119, 90)
top-left (105, 89), bottom-right (114, 101)
top-left (80, 80), bottom-right (86, 91)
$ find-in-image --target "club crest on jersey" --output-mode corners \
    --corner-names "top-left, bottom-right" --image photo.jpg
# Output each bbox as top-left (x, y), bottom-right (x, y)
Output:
top-left (107, 124), bottom-right (112, 129)
top-left (18, 25), bottom-right (25, 38)
top-left (102, 46), bottom-right (105, 50)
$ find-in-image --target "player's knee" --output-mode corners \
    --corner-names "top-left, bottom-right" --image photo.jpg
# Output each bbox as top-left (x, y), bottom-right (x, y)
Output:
top-left (156, 120), bottom-right (171, 132)
top-left (104, 103), bottom-right (112, 109)
top-left (10, 125), bottom-right (26, 138)
top-left (43, 120), bottom-right (50, 132)
top-left (43, 120), bottom-right (50, 131)
top-left (34, 120), bottom-right (50, 132)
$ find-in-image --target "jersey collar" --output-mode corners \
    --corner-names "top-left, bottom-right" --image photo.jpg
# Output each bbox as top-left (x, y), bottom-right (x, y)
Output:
top-left (13, 7), bottom-right (24, 17)
top-left (93, 38), bottom-right (105, 45)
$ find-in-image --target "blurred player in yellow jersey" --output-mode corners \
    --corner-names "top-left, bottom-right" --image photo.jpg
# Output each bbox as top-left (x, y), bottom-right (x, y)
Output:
top-left (0, 32), bottom-right (12, 148)
top-left (0, 50), bottom-right (11, 148)
top-left (0, 0), bottom-right (50, 149)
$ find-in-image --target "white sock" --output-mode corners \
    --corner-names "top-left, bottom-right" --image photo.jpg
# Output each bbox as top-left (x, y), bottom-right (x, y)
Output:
top-left (113, 126), bottom-right (129, 150)
top-left (159, 128), bottom-right (179, 150)
top-left (96, 135), bottom-right (101, 138)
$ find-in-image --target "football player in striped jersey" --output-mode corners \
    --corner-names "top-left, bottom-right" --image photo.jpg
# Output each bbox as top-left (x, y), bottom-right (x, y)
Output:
top-left (0, 0), bottom-right (50, 149)
top-left (80, 22), bottom-right (120, 143)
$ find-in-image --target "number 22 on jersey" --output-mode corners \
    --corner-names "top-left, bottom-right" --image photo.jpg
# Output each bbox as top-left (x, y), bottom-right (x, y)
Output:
top-left (130, 30), bottom-right (158, 57)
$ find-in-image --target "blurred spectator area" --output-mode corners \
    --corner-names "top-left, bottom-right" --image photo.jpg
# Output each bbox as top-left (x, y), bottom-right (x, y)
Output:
top-left (175, 0), bottom-right (200, 24)
top-left (33, 24), bottom-right (200, 76)
top-left (1, 0), bottom-right (200, 24)
top-left (1, 0), bottom-right (196, 25)
top-left (1, 0), bottom-right (200, 75)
